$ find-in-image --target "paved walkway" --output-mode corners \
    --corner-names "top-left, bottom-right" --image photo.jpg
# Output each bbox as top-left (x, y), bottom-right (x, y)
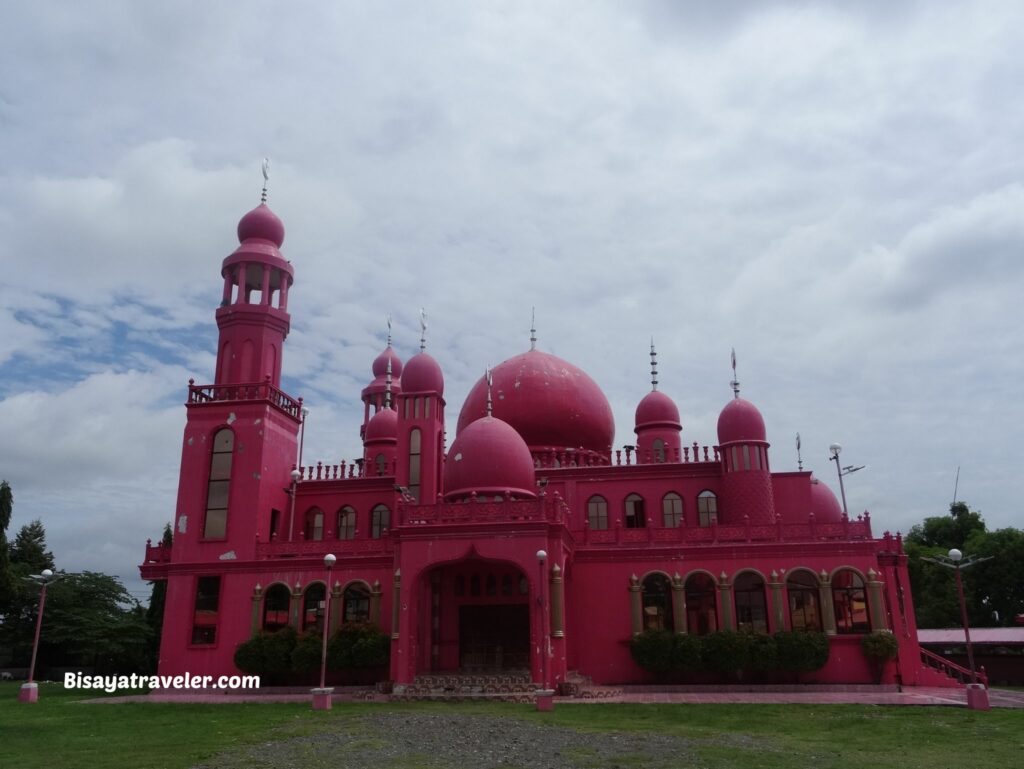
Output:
top-left (89, 686), bottom-right (1024, 708)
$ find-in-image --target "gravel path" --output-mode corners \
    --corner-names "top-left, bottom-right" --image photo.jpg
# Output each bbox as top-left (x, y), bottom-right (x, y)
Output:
top-left (191, 712), bottom-right (707, 769)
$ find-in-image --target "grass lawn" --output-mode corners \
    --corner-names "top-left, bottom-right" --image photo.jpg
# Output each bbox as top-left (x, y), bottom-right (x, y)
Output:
top-left (2, 681), bottom-right (1023, 769)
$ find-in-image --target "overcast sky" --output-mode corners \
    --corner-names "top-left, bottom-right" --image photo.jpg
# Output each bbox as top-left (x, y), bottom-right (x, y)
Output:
top-left (2, 1), bottom-right (1022, 602)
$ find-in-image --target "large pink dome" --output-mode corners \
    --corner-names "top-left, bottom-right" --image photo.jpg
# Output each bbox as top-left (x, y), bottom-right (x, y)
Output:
top-left (364, 407), bottom-right (397, 443)
top-left (401, 352), bottom-right (444, 394)
top-left (444, 416), bottom-right (537, 500)
top-left (237, 203), bottom-right (285, 247)
top-left (809, 476), bottom-right (844, 523)
top-left (372, 346), bottom-right (404, 379)
top-left (635, 390), bottom-right (681, 430)
top-left (457, 349), bottom-right (615, 457)
top-left (717, 397), bottom-right (766, 444)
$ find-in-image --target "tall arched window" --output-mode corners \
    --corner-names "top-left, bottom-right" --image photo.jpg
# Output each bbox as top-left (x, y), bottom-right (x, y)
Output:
top-left (685, 573), bottom-right (718, 635)
top-left (642, 574), bottom-right (674, 631)
top-left (832, 570), bottom-right (870, 634)
top-left (337, 506), bottom-right (356, 540)
top-left (304, 507), bottom-right (324, 541)
top-left (652, 439), bottom-right (666, 463)
top-left (734, 572), bottom-right (768, 634)
top-left (374, 453), bottom-right (387, 476)
top-left (697, 490), bottom-right (718, 527)
top-left (625, 493), bottom-right (646, 528)
top-left (787, 571), bottom-right (822, 631)
top-left (408, 428), bottom-right (422, 501)
top-left (263, 584), bottom-right (291, 631)
top-left (302, 583), bottom-right (326, 632)
top-left (662, 493), bottom-right (683, 527)
top-left (587, 495), bottom-right (608, 530)
top-left (203, 429), bottom-right (234, 539)
top-left (371, 504), bottom-right (390, 538)
top-left (342, 583), bottom-right (370, 624)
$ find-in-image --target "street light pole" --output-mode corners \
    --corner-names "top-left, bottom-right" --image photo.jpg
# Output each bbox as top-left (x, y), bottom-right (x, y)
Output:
top-left (313, 553), bottom-right (336, 710)
top-left (828, 443), bottom-right (864, 515)
top-left (535, 549), bottom-right (554, 711)
top-left (19, 568), bottom-right (60, 703)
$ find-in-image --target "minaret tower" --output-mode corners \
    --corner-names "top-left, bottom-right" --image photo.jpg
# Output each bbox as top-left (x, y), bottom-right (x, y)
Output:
top-left (634, 339), bottom-right (682, 463)
top-left (396, 309), bottom-right (445, 503)
top-left (214, 160), bottom-right (294, 386)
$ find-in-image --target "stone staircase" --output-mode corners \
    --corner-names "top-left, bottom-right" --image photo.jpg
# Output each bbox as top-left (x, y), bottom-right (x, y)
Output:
top-left (391, 670), bottom-right (539, 702)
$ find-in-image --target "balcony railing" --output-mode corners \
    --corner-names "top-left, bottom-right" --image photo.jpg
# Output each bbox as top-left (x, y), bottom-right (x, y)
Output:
top-left (256, 536), bottom-right (393, 559)
top-left (143, 539), bottom-right (172, 563)
top-left (187, 377), bottom-right (302, 420)
top-left (397, 492), bottom-right (569, 527)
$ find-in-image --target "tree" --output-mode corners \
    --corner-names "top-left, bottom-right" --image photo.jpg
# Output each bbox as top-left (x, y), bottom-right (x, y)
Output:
top-left (0, 481), bottom-right (14, 616)
top-left (10, 519), bottom-right (55, 574)
top-left (144, 523), bottom-right (173, 671)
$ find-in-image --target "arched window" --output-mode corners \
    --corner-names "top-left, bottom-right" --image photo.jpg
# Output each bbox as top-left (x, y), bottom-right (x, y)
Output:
top-left (263, 584), bottom-right (291, 631)
top-left (734, 572), bottom-right (768, 634)
top-left (342, 583), bottom-right (370, 624)
top-left (642, 574), bottom-right (674, 631)
top-left (625, 494), bottom-right (646, 528)
top-left (374, 453), bottom-right (387, 476)
top-left (787, 571), bottom-right (822, 632)
top-left (302, 583), bottom-right (326, 632)
top-left (371, 504), bottom-right (390, 538)
top-left (662, 492), bottom-right (683, 527)
top-left (203, 429), bottom-right (234, 539)
top-left (652, 438), bottom-right (666, 463)
top-left (337, 506), bottom-right (356, 540)
top-left (304, 507), bottom-right (324, 541)
top-left (408, 428), bottom-right (422, 501)
top-left (833, 570), bottom-right (870, 634)
top-left (697, 491), bottom-right (718, 527)
top-left (587, 495), bottom-right (608, 530)
top-left (685, 573), bottom-right (718, 635)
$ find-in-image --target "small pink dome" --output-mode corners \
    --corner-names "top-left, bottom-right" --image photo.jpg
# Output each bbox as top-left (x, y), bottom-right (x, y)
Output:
top-left (635, 390), bottom-right (681, 430)
top-left (444, 416), bottom-right (537, 500)
top-left (364, 407), bottom-right (398, 443)
top-left (401, 352), bottom-right (444, 395)
top-left (809, 476), bottom-right (844, 523)
top-left (237, 203), bottom-right (285, 247)
top-left (717, 397), bottom-right (766, 444)
top-left (372, 346), bottom-right (404, 378)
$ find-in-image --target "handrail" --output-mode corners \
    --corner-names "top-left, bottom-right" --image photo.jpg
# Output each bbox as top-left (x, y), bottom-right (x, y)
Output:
top-left (920, 646), bottom-right (987, 686)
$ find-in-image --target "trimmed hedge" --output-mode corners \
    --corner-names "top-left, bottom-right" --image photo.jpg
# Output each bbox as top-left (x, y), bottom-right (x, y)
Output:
top-left (234, 623), bottom-right (390, 681)
top-left (860, 630), bottom-right (899, 662)
top-left (630, 629), bottom-right (831, 680)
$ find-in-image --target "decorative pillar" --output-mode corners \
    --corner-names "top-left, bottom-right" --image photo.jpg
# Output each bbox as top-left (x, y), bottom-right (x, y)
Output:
top-left (370, 579), bottom-right (383, 628)
top-left (550, 564), bottom-right (564, 638)
top-left (717, 572), bottom-right (735, 631)
top-left (866, 568), bottom-right (889, 631)
top-left (250, 583), bottom-right (263, 635)
top-left (671, 572), bottom-right (686, 634)
top-left (260, 264), bottom-right (271, 305)
top-left (768, 570), bottom-right (786, 632)
top-left (290, 581), bottom-right (303, 628)
top-left (629, 574), bottom-right (643, 636)
top-left (818, 570), bottom-right (837, 635)
top-left (391, 570), bottom-right (401, 639)
top-left (329, 581), bottom-right (342, 635)
top-left (236, 262), bottom-right (248, 304)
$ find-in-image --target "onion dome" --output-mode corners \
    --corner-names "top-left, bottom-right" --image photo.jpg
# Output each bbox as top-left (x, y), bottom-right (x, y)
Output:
top-left (372, 346), bottom-right (404, 379)
top-left (401, 352), bottom-right (444, 394)
top-left (237, 203), bottom-right (285, 247)
top-left (457, 350), bottom-right (614, 457)
top-left (809, 476), bottom-right (844, 523)
top-left (716, 397), bottom-right (767, 444)
top-left (364, 407), bottom-right (398, 443)
top-left (444, 416), bottom-right (537, 500)
top-left (635, 390), bottom-right (681, 430)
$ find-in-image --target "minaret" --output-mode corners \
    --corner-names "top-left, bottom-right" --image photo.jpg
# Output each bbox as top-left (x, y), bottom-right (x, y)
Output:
top-left (214, 160), bottom-right (294, 387)
top-left (634, 339), bottom-right (682, 463)
top-left (396, 309), bottom-right (445, 503)
top-left (360, 315), bottom-right (404, 439)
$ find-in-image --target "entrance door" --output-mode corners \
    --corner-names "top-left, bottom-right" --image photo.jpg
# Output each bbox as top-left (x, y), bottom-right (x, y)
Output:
top-left (458, 604), bottom-right (529, 670)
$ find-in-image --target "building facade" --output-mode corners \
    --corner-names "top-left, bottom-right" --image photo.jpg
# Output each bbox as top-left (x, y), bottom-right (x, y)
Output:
top-left (141, 196), bottom-right (954, 690)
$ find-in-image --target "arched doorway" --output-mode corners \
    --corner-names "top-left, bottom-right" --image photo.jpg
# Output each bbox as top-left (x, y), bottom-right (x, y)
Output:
top-left (423, 559), bottom-right (531, 672)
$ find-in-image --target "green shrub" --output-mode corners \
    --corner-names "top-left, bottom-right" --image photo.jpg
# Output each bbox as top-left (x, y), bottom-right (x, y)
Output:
top-left (701, 631), bottom-right (751, 676)
top-left (861, 630), bottom-right (899, 662)
top-left (745, 632), bottom-right (778, 673)
top-left (233, 626), bottom-right (297, 680)
top-left (672, 631), bottom-right (703, 672)
top-left (630, 630), bottom-right (676, 675)
top-left (290, 630), bottom-right (324, 673)
top-left (329, 622), bottom-right (390, 669)
top-left (775, 631), bottom-right (830, 673)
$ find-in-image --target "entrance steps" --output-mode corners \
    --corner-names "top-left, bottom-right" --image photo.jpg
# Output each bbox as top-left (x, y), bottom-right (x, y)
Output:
top-left (392, 670), bottom-right (539, 702)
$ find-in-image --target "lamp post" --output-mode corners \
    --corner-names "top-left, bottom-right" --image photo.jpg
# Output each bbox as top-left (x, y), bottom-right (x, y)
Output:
top-left (312, 553), bottom-right (336, 710)
top-left (288, 406), bottom-right (309, 542)
top-left (828, 443), bottom-right (864, 515)
top-left (921, 548), bottom-right (992, 710)
top-left (19, 568), bottom-right (60, 703)
top-left (535, 549), bottom-right (554, 711)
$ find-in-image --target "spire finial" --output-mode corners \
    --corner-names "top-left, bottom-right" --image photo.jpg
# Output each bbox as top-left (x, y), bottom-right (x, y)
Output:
top-left (650, 337), bottom-right (658, 392)
top-left (796, 432), bottom-right (803, 471)
top-left (485, 367), bottom-right (493, 417)
top-left (530, 307), bottom-right (537, 351)
top-left (385, 358), bottom-right (393, 410)
top-left (419, 308), bottom-right (427, 352)
top-left (730, 347), bottom-right (740, 398)
top-left (260, 158), bottom-right (270, 204)
top-left (386, 313), bottom-right (392, 348)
